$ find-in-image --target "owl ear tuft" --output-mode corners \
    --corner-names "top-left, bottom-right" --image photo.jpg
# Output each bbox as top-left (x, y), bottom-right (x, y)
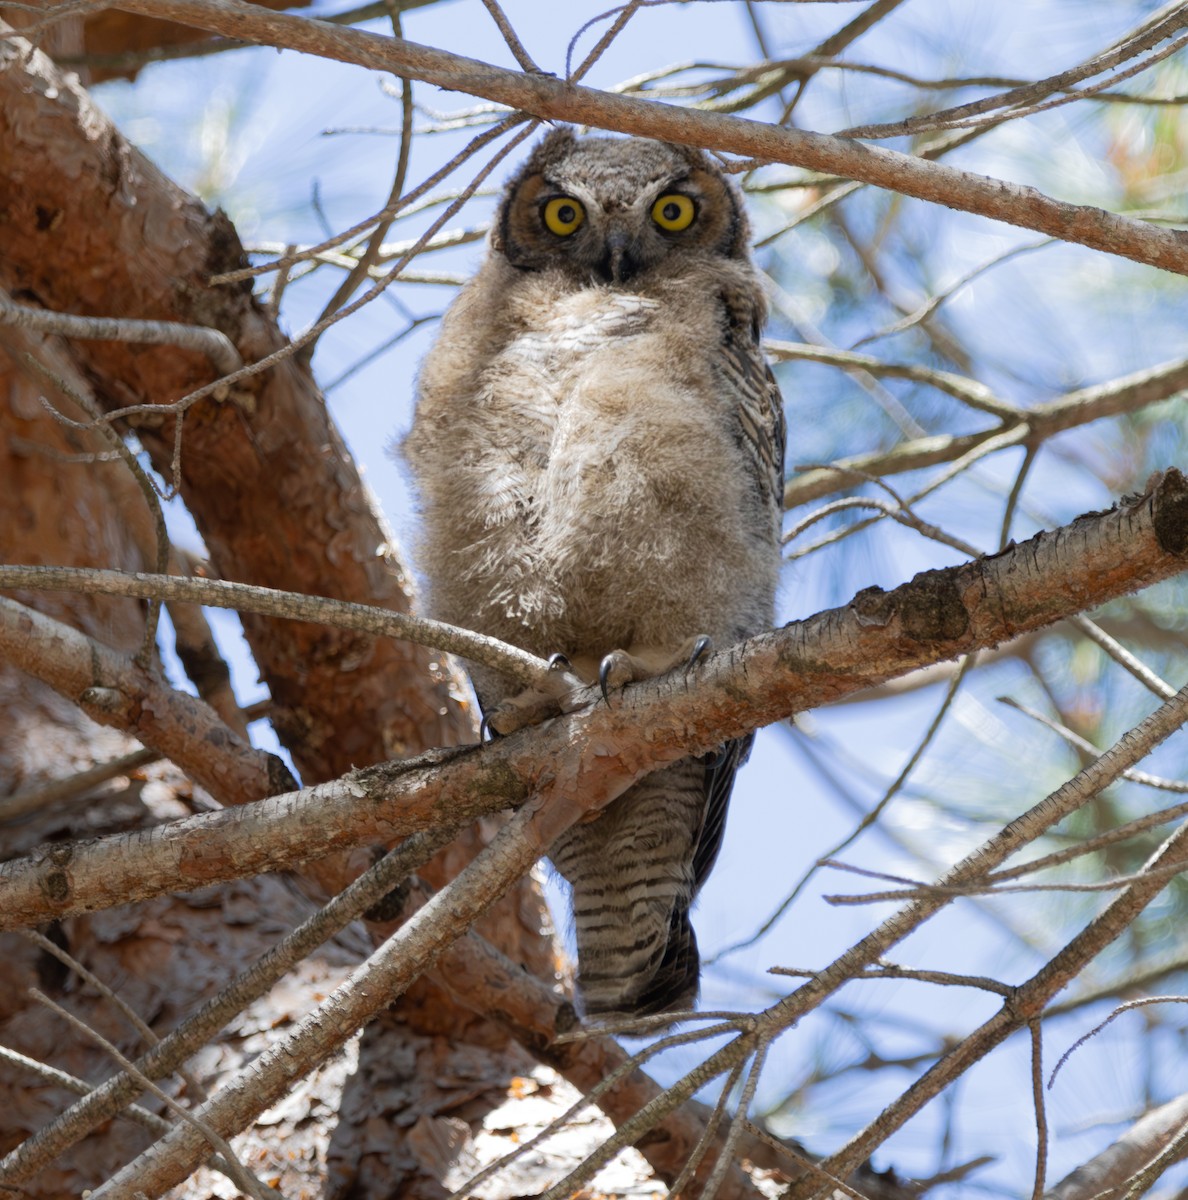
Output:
top-left (524, 126), bottom-right (578, 174)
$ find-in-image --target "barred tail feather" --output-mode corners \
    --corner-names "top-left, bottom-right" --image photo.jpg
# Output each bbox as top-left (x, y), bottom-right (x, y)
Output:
top-left (549, 753), bottom-right (735, 1021)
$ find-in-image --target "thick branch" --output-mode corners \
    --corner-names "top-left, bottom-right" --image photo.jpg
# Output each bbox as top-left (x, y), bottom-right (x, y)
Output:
top-left (102, 0), bottom-right (1188, 275)
top-left (0, 23), bottom-right (471, 785)
top-left (2, 469), bottom-right (1186, 929)
top-left (1044, 1092), bottom-right (1188, 1200)
top-left (0, 594), bottom-right (290, 806)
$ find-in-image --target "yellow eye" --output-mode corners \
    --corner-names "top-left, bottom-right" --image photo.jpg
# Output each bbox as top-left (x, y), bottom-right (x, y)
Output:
top-left (543, 196), bottom-right (585, 236)
top-left (651, 193), bottom-right (695, 232)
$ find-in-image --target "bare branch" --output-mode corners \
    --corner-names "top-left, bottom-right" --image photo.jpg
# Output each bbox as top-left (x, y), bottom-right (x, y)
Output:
top-left (784, 356), bottom-right (1188, 508)
top-left (0, 1047), bottom-right (250, 1191)
top-left (0, 828), bottom-right (452, 1185)
top-left (83, 782), bottom-right (614, 1198)
top-left (0, 746), bottom-right (157, 823)
top-left (92, 0), bottom-right (1188, 275)
top-left (0, 593), bottom-right (289, 808)
top-left (3, 470), bottom-right (1186, 925)
top-left (29, 988), bottom-right (280, 1200)
top-left (766, 339), bottom-right (1019, 420)
top-left (1044, 1092), bottom-right (1188, 1200)
top-left (0, 295), bottom-right (242, 375)
top-left (797, 790), bottom-right (1188, 1191)
top-left (0, 565), bottom-right (553, 686)
top-left (838, 5), bottom-right (1188, 139)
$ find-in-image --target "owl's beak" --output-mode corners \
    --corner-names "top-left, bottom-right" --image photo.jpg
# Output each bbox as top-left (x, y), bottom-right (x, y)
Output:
top-left (600, 229), bottom-right (641, 285)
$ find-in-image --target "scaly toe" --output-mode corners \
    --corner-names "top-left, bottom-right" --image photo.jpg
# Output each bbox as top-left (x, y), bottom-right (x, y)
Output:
top-left (598, 649), bottom-right (639, 704)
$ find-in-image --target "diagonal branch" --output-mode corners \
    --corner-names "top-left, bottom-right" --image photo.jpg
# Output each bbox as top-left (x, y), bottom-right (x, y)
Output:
top-left (100, 0), bottom-right (1188, 275)
top-left (782, 355), bottom-right (1188, 508)
top-left (797, 779), bottom-right (1188, 1192)
top-left (0, 594), bottom-right (291, 807)
top-left (2, 468), bottom-right (1186, 930)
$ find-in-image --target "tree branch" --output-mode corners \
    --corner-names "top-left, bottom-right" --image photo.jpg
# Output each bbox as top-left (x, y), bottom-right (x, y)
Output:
top-left (801, 794), bottom-right (1188, 1191)
top-left (2, 468), bottom-right (1186, 929)
top-left (0, 567), bottom-right (551, 686)
top-left (1044, 1092), bottom-right (1188, 1200)
top-left (0, 593), bottom-right (291, 807)
top-left (99, 0), bottom-right (1188, 275)
top-left (783, 355), bottom-right (1188, 509)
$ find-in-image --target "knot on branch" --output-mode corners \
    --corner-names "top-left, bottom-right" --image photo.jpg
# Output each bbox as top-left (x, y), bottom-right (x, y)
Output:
top-left (850, 573), bottom-right (969, 643)
top-left (1151, 466), bottom-right (1188, 557)
top-left (35, 842), bottom-right (74, 905)
top-left (899, 572), bottom-right (969, 641)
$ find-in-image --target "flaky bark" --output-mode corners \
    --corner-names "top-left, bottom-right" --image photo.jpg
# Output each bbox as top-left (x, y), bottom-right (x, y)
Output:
top-left (0, 321), bottom-right (354, 1199)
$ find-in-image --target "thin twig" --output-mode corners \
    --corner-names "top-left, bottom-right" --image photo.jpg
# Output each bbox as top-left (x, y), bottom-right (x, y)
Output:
top-left (0, 747), bottom-right (157, 824)
top-left (700, 1041), bottom-right (769, 1200)
top-left (1030, 1019), bottom-right (1049, 1200)
top-left (1067, 614), bottom-right (1177, 700)
top-left (309, 9), bottom-right (416, 333)
top-left (0, 1046), bottom-right (253, 1192)
top-left (19, 930), bottom-right (207, 1103)
top-left (19, 354), bottom-right (169, 664)
top-left (0, 296), bottom-right (241, 376)
top-left (1049, 996), bottom-right (1188, 1088)
top-left (838, 4), bottom-right (1188, 139)
top-left (480, 0), bottom-right (539, 73)
top-left (0, 565), bottom-right (552, 687)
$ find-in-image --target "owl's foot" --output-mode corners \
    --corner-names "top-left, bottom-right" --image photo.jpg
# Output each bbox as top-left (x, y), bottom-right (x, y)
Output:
top-left (598, 634), bottom-right (714, 703)
top-left (481, 653), bottom-right (584, 739)
top-left (482, 637), bottom-right (715, 737)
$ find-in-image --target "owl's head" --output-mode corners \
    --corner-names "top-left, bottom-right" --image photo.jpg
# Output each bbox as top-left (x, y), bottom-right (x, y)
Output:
top-left (492, 128), bottom-right (751, 285)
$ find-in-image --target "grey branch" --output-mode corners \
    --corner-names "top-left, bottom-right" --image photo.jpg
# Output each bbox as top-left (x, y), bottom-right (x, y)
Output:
top-left (0, 295), bottom-right (243, 375)
top-left (99, 0), bottom-right (1188, 276)
top-left (1044, 1092), bottom-right (1188, 1199)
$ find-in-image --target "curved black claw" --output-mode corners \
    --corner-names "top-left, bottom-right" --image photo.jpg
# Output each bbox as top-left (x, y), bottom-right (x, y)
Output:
top-left (547, 652), bottom-right (573, 671)
top-left (687, 635), bottom-right (713, 669)
top-left (598, 657), bottom-right (614, 705)
top-left (479, 711), bottom-right (502, 743)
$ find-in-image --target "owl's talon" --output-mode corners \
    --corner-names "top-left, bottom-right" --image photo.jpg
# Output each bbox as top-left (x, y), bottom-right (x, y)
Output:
top-left (597, 648), bottom-right (647, 703)
top-left (599, 656), bottom-right (614, 705)
top-left (686, 635), bottom-right (713, 669)
top-left (547, 652), bottom-right (573, 672)
top-left (479, 712), bottom-right (501, 743)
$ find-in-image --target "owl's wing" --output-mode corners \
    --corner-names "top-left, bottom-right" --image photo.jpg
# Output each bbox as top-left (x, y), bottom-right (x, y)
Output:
top-left (719, 309), bottom-right (788, 513)
top-left (688, 302), bottom-right (786, 891)
top-left (692, 733), bottom-right (754, 890)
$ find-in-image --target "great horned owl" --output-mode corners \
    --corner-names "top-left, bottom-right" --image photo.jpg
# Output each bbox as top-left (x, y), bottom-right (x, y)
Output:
top-left (403, 128), bottom-right (785, 1020)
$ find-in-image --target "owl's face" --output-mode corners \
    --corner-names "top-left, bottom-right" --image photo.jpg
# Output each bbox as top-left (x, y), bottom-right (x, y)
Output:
top-left (493, 129), bottom-right (750, 286)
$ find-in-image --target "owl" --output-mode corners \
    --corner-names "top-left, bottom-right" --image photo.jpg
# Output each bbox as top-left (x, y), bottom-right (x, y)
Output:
top-left (403, 129), bottom-right (785, 1021)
